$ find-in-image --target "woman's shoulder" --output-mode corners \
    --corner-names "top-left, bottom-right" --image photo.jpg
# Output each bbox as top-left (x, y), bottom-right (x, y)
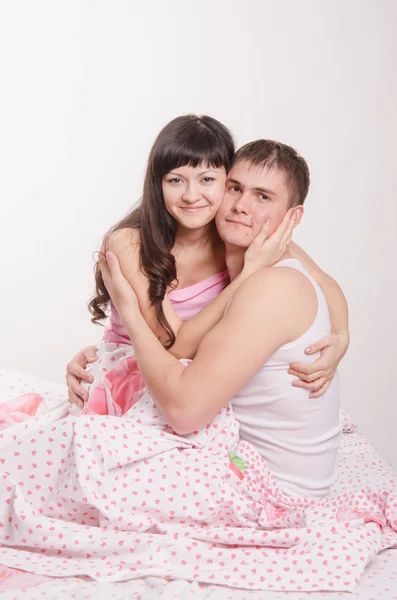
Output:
top-left (107, 227), bottom-right (141, 256)
top-left (106, 228), bottom-right (142, 276)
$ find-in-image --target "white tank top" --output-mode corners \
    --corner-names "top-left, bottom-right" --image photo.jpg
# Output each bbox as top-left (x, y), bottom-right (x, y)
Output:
top-left (231, 258), bottom-right (341, 497)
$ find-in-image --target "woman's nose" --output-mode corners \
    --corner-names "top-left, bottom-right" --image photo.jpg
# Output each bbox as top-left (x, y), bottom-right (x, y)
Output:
top-left (182, 182), bottom-right (202, 204)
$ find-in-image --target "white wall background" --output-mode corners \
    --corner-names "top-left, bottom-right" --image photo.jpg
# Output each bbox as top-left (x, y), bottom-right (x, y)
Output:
top-left (0, 0), bottom-right (396, 467)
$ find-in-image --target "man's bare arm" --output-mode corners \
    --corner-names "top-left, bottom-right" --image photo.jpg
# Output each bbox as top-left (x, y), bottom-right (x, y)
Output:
top-left (120, 267), bottom-right (316, 433)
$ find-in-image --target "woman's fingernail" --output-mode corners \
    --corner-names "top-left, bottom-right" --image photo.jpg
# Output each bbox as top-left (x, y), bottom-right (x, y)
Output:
top-left (305, 346), bottom-right (312, 353)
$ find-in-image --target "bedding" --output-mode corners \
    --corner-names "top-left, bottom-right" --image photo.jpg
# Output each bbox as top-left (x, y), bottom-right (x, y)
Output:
top-left (0, 369), bottom-right (396, 599)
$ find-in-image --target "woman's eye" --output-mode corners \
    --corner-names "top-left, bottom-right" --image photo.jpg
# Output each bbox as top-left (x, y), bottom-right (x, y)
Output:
top-left (169, 178), bottom-right (181, 184)
top-left (202, 177), bottom-right (215, 183)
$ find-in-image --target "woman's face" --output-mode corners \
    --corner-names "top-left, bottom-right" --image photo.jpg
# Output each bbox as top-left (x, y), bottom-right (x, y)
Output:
top-left (162, 163), bottom-right (227, 230)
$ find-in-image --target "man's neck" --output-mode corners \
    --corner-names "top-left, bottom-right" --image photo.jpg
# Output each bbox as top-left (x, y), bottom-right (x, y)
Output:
top-left (225, 245), bottom-right (295, 281)
top-left (225, 244), bottom-right (245, 281)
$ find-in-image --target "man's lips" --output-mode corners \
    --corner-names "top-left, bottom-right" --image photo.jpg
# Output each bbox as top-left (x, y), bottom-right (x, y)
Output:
top-left (225, 218), bottom-right (251, 228)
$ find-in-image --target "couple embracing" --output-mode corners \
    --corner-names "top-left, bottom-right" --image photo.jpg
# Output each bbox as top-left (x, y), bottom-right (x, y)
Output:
top-left (67, 114), bottom-right (348, 497)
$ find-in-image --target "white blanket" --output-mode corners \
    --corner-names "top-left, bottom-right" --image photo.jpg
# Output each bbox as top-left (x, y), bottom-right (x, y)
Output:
top-left (0, 374), bottom-right (396, 594)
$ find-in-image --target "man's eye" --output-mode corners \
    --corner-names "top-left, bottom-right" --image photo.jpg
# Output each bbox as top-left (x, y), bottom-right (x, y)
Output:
top-left (259, 194), bottom-right (269, 201)
top-left (230, 186), bottom-right (241, 193)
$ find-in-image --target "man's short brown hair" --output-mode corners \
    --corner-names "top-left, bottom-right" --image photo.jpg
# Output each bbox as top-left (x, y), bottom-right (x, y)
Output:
top-left (232, 139), bottom-right (310, 207)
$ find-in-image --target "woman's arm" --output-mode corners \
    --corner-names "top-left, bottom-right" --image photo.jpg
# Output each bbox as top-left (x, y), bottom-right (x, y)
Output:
top-left (168, 212), bottom-right (295, 358)
top-left (106, 229), bottom-right (182, 345)
top-left (162, 276), bottom-right (243, 357)
top-left (109, 214), bottom-right (295, 359)
top-left (107, 228), bottom-right (261, 358)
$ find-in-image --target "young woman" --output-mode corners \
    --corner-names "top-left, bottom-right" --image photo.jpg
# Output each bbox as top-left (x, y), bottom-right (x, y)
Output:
top-left (67, 115), bottom-right (349, 416)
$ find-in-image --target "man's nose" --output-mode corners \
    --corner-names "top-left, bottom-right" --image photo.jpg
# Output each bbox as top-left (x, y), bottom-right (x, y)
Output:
top-left (182, 182), bottom-right (202, 204)
top-left (232, 192), bottom-right (251, 215)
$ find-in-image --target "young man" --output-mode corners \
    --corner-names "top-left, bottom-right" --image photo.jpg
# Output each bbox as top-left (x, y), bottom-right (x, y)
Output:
top-left (101, 140), bottom-right (342, 497)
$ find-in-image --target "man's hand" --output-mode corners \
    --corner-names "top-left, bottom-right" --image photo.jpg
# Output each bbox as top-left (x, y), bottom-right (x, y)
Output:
top-left (243, 208), bottom-right (296, 276)
top-left (288, 333), bottom-right (349, 398)
top-left (66, 346), bottom-right (97, 407)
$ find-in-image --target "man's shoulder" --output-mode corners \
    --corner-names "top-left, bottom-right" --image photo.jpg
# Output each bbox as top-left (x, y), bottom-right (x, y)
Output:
top-left (228, 264), bottom-right (318, 344)
top-left (241, 264), bottom-right (314, 301)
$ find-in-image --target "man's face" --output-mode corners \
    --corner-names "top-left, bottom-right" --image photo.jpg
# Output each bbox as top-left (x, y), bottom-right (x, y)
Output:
top-left (215, 160), bottom-right (301, 248)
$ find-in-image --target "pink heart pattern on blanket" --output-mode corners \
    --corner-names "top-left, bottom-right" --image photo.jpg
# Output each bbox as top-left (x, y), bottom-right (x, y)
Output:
top-left (0, 394), bottom-right (396, 592)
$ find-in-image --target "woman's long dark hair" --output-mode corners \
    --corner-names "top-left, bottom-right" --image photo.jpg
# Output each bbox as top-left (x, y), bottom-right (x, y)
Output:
top-left (88, 114), bottom-right (235, 348)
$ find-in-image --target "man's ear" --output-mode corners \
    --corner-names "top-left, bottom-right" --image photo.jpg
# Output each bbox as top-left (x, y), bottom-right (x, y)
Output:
top-left (291, 205), bottom-right (304, 228)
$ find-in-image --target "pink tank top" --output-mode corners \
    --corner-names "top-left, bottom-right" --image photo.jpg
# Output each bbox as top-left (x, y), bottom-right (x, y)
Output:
top-left (103, 270), bottom-right (229, 345)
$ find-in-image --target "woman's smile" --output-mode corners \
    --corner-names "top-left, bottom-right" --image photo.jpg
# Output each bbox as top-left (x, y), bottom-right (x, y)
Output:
top-left (180, 205), bottom-right (208, 212)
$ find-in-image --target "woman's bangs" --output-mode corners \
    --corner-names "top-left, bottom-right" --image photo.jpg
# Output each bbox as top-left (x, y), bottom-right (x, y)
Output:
top-left (156, 135), bottom-right (229, 177)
